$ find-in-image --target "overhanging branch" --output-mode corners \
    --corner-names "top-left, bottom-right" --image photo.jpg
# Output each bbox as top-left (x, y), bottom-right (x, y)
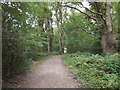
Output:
top-left (76, 26), bottom-right (100, 38)
top-left (80, 4), bottom-right (106, 25)
top-left (62, 5), bottom-right (101, 27)
top-left (63, 5), bottom-right (97, 21)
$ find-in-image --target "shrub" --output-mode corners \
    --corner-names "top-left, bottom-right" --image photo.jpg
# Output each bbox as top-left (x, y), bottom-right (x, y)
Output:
top-left (2, 38), bottom-right (32, 79)
top-left (62, 52), bottom-right (119, 88)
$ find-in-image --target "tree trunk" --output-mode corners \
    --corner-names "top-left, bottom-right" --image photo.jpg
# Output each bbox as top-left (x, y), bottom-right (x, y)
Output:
top-left (59, 2), bottom-right (64, 53)
top-left (59, 38), bottom-right (63, 53)
top-left (47, 36), bottom-right (50, 52)
top-left (47, 20), bottom-right (51, 52)
top-left (55, 2), bottom-right (63, 53)
top-left (44, 19), bottom-right (51, 52)
top-left (100, 1), bottom-right (117, 55)
top-left (100, 34), bottom-right (116, 55)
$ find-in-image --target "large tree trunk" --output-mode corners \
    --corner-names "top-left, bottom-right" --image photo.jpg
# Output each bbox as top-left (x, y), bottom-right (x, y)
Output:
top-left (100, 1), bottom-right (117, 55)
top-left (100, 34), bottom-right (116, 55)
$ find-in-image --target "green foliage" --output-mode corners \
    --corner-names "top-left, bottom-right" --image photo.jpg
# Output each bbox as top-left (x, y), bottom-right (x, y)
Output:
top-left (2, 37), bottom-right (32, 79)
top-left (62, 52), bottom-right (119, 88)
top-left (91, 41), bottom-right (102, 54)
top-left (2, 2), bottom-right (31, 79)
top-left (63, 13), bottom-right (101, 54)
top-left (2, 2), bottom-right (54, 80)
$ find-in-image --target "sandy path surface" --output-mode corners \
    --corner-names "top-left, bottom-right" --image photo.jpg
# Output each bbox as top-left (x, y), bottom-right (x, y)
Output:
top-left (12, 55), bottom-right (81, 88)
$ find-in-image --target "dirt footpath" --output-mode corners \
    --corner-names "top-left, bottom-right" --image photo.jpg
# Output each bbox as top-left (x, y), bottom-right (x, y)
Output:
top-left (12, 55), bottom-right (81, 88)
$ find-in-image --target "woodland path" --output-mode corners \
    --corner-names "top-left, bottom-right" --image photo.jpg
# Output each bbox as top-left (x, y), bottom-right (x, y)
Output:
top-left (11, 55), bottom-right (81, 88)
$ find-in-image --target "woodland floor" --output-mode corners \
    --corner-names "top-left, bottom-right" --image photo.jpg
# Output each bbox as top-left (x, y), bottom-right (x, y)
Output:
top-left (10, 55), bottom-right (82, 88)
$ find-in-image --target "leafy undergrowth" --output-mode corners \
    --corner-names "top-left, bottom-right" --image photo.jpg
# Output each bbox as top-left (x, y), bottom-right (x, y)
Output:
top-left (62, 52), bottom-right (120, 88)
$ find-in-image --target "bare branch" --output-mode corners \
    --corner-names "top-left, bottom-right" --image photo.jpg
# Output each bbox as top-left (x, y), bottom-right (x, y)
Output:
top-left (62, 5), bottom-right (102, 27)
top-left (80, 4), bottom-right (106, 25)
top-left (76, 26), bottom-right (100, 38)
top-left (100, 15), bottom-right (107, 26)
top-left (62, 5), bottom-right (105, 30)
top-left (81, 4), bottom-right (102, 15)
top-left (63, 5), bottom-right (97, 21)
top-left (94, 2), bottom-right (107, 26)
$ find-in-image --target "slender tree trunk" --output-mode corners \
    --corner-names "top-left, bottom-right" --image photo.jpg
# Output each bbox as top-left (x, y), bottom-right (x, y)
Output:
top-left (47, 36), bottom-right (50, 52)
top-left (46, 19), bottom-right (51, 52)
top-left (47, 18), bottom-right (53, 52)
top-left (59, 2), bottom-right (64, 53)
top-left (59, 38), bottom-right (63, 52)
top-left (55, 2), bottom-right (63, 53)
top-left (44, 19), bottom-right (50, 52)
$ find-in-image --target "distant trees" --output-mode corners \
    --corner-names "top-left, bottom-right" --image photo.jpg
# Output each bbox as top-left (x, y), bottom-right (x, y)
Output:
top-left (54, 2), bottom-right (64, 53)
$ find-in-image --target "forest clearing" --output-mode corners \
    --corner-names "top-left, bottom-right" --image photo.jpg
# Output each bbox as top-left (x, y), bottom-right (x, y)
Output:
top-left (1, 0), bottom-right (120, 89)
